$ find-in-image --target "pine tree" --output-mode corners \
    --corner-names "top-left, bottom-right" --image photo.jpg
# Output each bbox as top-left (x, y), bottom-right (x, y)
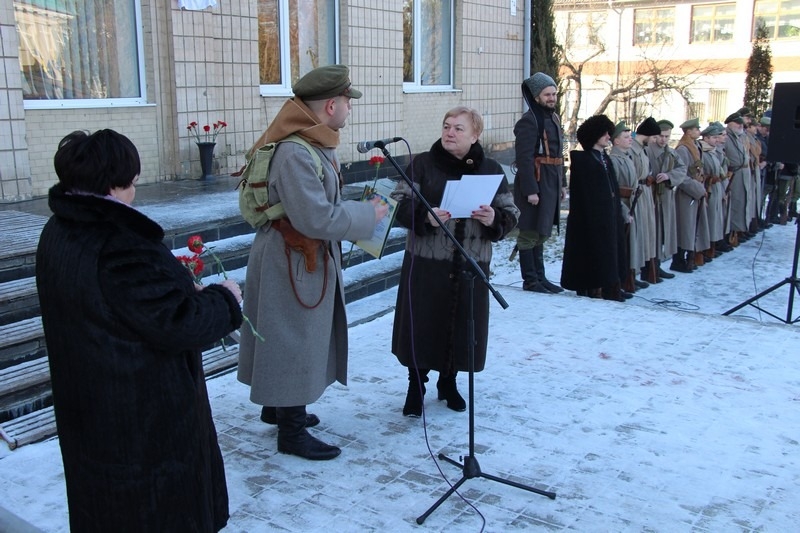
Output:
top-left (530, 0), bottom-right (562, 106)
top-left (743, 21), bottom-right (773, 118)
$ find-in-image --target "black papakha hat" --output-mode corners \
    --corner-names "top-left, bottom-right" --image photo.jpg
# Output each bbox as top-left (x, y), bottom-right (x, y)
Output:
top-left (636, 117), bottom-right (661, 136)
top-left (577, 114), bottom-right (615, 151)
top-left (292, 65), bottom-right (363, 101)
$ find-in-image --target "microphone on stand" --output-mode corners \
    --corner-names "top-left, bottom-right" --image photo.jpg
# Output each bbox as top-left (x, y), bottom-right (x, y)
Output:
top-left (356, 137), bottom-right (403, 153)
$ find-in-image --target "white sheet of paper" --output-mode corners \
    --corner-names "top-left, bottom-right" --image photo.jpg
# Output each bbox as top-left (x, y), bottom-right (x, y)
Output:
top-left (440, 174), bottom-right (504, 218)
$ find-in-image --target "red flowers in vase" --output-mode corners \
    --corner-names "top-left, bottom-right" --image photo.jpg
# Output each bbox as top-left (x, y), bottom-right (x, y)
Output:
top-left (187, 120), bottom-right (227, 143)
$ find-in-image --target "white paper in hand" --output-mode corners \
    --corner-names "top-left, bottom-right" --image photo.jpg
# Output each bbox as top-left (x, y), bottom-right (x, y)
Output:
top-left (440, 174), bottom-right (503, 218)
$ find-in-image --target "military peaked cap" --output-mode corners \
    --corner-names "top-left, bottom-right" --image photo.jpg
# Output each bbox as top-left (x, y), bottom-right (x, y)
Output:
top-left (701, 123), bottom-right (724, 136)
top-left (680, 118), bottom-right (700, 130)
top-left (724, 112), bottom-right (744, 124)
top-left (612, 121), bottom-right (631, 139)
top-left (292, 65), bottom-right (363, 101)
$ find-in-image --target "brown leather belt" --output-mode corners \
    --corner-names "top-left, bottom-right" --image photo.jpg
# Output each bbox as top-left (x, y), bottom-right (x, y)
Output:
top-left (534, 156), bottom-right (564, 182)
top-left (619, 186), bottom-right (634, 198)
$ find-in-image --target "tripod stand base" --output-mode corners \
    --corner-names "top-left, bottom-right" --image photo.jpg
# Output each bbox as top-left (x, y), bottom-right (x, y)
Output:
top-left (724, 218), bottom-right (800, 324)
top-left (416, 453), bottom-right (556, 525)
top-left (723, 277), bottom-right (800, 324)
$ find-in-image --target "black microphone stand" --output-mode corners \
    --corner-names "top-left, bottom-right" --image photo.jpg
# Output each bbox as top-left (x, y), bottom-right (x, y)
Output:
top-left (376, 144), bottom-right (557, 526)
top-left (723, 216), bottom-right (800, 324)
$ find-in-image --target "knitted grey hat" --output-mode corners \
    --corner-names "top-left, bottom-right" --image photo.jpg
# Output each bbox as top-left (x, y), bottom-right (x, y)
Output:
top-left (526, 72), bottom-right (557, 98)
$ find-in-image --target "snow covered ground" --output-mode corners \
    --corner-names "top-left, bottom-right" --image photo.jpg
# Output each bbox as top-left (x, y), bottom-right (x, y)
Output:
top-left (1, 220), bottom-right (799, 532)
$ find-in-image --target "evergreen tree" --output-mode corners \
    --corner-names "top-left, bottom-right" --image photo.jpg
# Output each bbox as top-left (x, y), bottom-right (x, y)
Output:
top-left (744, 21), bottom-right (773, 118)
top-left (531, 0), bottom-right (562, 105)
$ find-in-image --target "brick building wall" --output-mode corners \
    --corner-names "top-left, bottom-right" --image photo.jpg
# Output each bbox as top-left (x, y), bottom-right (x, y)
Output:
top-left (1, 0), bottom-right (528, 201)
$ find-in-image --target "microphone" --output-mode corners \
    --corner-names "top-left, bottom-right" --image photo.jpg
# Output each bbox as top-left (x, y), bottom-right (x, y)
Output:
top-left (356, 137), bottom-right (403, 153)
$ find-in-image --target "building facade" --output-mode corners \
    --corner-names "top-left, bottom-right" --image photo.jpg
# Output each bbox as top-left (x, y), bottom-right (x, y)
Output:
top-left (1, 0), bottom-right (531, 201)
top-left (555, 0), bottom-right (799, 134)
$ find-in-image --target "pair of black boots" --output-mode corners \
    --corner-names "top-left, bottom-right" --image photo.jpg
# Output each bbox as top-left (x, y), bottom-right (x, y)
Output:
top-left (260, 405), bottom-right (339, 461)
top-left (402, 368), bottom-right (466, 417)
top-left (519, 245), bottom-right (564, 294)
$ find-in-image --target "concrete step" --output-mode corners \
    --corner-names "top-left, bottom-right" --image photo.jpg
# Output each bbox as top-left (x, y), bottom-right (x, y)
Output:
top-left (0, 211), bottom-right (49, 284)
top-left (0, 317), bottom-right (44, 371)
top-left (0, 209), bottom-right (407, 439)
top-left (0, 277), bottom-right (39, 326)
top-left (0, 343), bottom-right (241, 449)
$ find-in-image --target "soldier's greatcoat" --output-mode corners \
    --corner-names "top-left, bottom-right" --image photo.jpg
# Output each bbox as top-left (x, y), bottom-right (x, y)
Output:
top-left (702, 140), bottom-right (726, 242)
top-left (646, 143), bottom-right (687, 260)
top-left (628, 138), bottom-right (657, 262)
top-left (675, 137), bottom-right (710, 252)
top-left (610, 145), bottom-right (644, 270)
top-left (725, 126), bottom-right (752, 232)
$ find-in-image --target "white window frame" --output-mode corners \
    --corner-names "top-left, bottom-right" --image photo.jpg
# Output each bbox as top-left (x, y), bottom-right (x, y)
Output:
top-left (259, 0), bottom-right (340, 97)
top-left (633, 7), bottom-right (675, 46)
top-left (403, 0), bottom-right (456, 94)
top-left (18, 0), bottom-right (147, 110)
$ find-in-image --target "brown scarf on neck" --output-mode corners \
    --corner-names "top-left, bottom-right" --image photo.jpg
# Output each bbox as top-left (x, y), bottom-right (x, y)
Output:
top-left (677, 134), bottom-right (701, 162)
top-left (247, 98), bottom-right (340, 158)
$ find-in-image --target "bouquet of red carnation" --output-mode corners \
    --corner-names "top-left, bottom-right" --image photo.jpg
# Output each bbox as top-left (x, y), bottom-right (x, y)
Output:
top-left (176, 254), bottom-right (205, 282)
top-left (179, 235), bottom-right (264, 342)
top-left (187, 120), bottom-right (227, 143)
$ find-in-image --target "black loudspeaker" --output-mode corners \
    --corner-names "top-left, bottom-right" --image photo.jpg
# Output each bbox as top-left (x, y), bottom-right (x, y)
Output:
top-left (768, 82), bottom-right (800, 164)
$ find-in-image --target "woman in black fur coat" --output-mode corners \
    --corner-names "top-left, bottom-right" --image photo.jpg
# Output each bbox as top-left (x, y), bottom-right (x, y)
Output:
top-left (560, 115), bottom-right (629, 300)
top-left (36, 130), bottom-right (243, 532)
top-left (390, 107), bottom-right (519, 417)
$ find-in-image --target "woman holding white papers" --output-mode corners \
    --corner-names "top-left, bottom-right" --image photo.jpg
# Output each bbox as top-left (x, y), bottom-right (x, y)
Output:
top-left (390, 106), bottom-right (519, 417)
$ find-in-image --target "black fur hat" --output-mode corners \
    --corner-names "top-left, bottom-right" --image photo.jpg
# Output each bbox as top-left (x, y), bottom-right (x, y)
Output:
top-left (635, 117), bottom-right (661, 136)
top-left (577, 115), bottom-right (615, 150)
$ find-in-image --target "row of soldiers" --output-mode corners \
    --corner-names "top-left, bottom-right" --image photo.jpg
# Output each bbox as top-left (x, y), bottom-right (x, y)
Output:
top-left (608, 107), bottom-right (790, 294)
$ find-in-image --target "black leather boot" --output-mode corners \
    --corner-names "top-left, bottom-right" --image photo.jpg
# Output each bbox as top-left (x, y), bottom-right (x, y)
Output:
top-left (276, 406), bottom-right (340, 460)
top-left (533, 244), bottom-right (564, 293)
top-left (403, 368), bottom-right (429, 417)
top-left (716, 239), bottom-right (733, 252)
top-left (261, 406), bottom-right (320, 428)
top-left (437, 372), bottom-right (466, 412)
top-left (519, 248), bottom-right (549, 293)
top-left (669, 250), bottom-right (692, 273)
top-left (655, 258), bottom-right (675, 279)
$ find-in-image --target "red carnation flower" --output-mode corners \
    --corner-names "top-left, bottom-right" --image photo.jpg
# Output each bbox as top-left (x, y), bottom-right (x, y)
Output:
top-left (203, 125), bottom-right (211, 133)
top-left (177, 254), bottom-right (204, 277)
top-left (369, 155), bottom-right (385, 166)
top-left (187, 235), bottom-right (204, 254)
